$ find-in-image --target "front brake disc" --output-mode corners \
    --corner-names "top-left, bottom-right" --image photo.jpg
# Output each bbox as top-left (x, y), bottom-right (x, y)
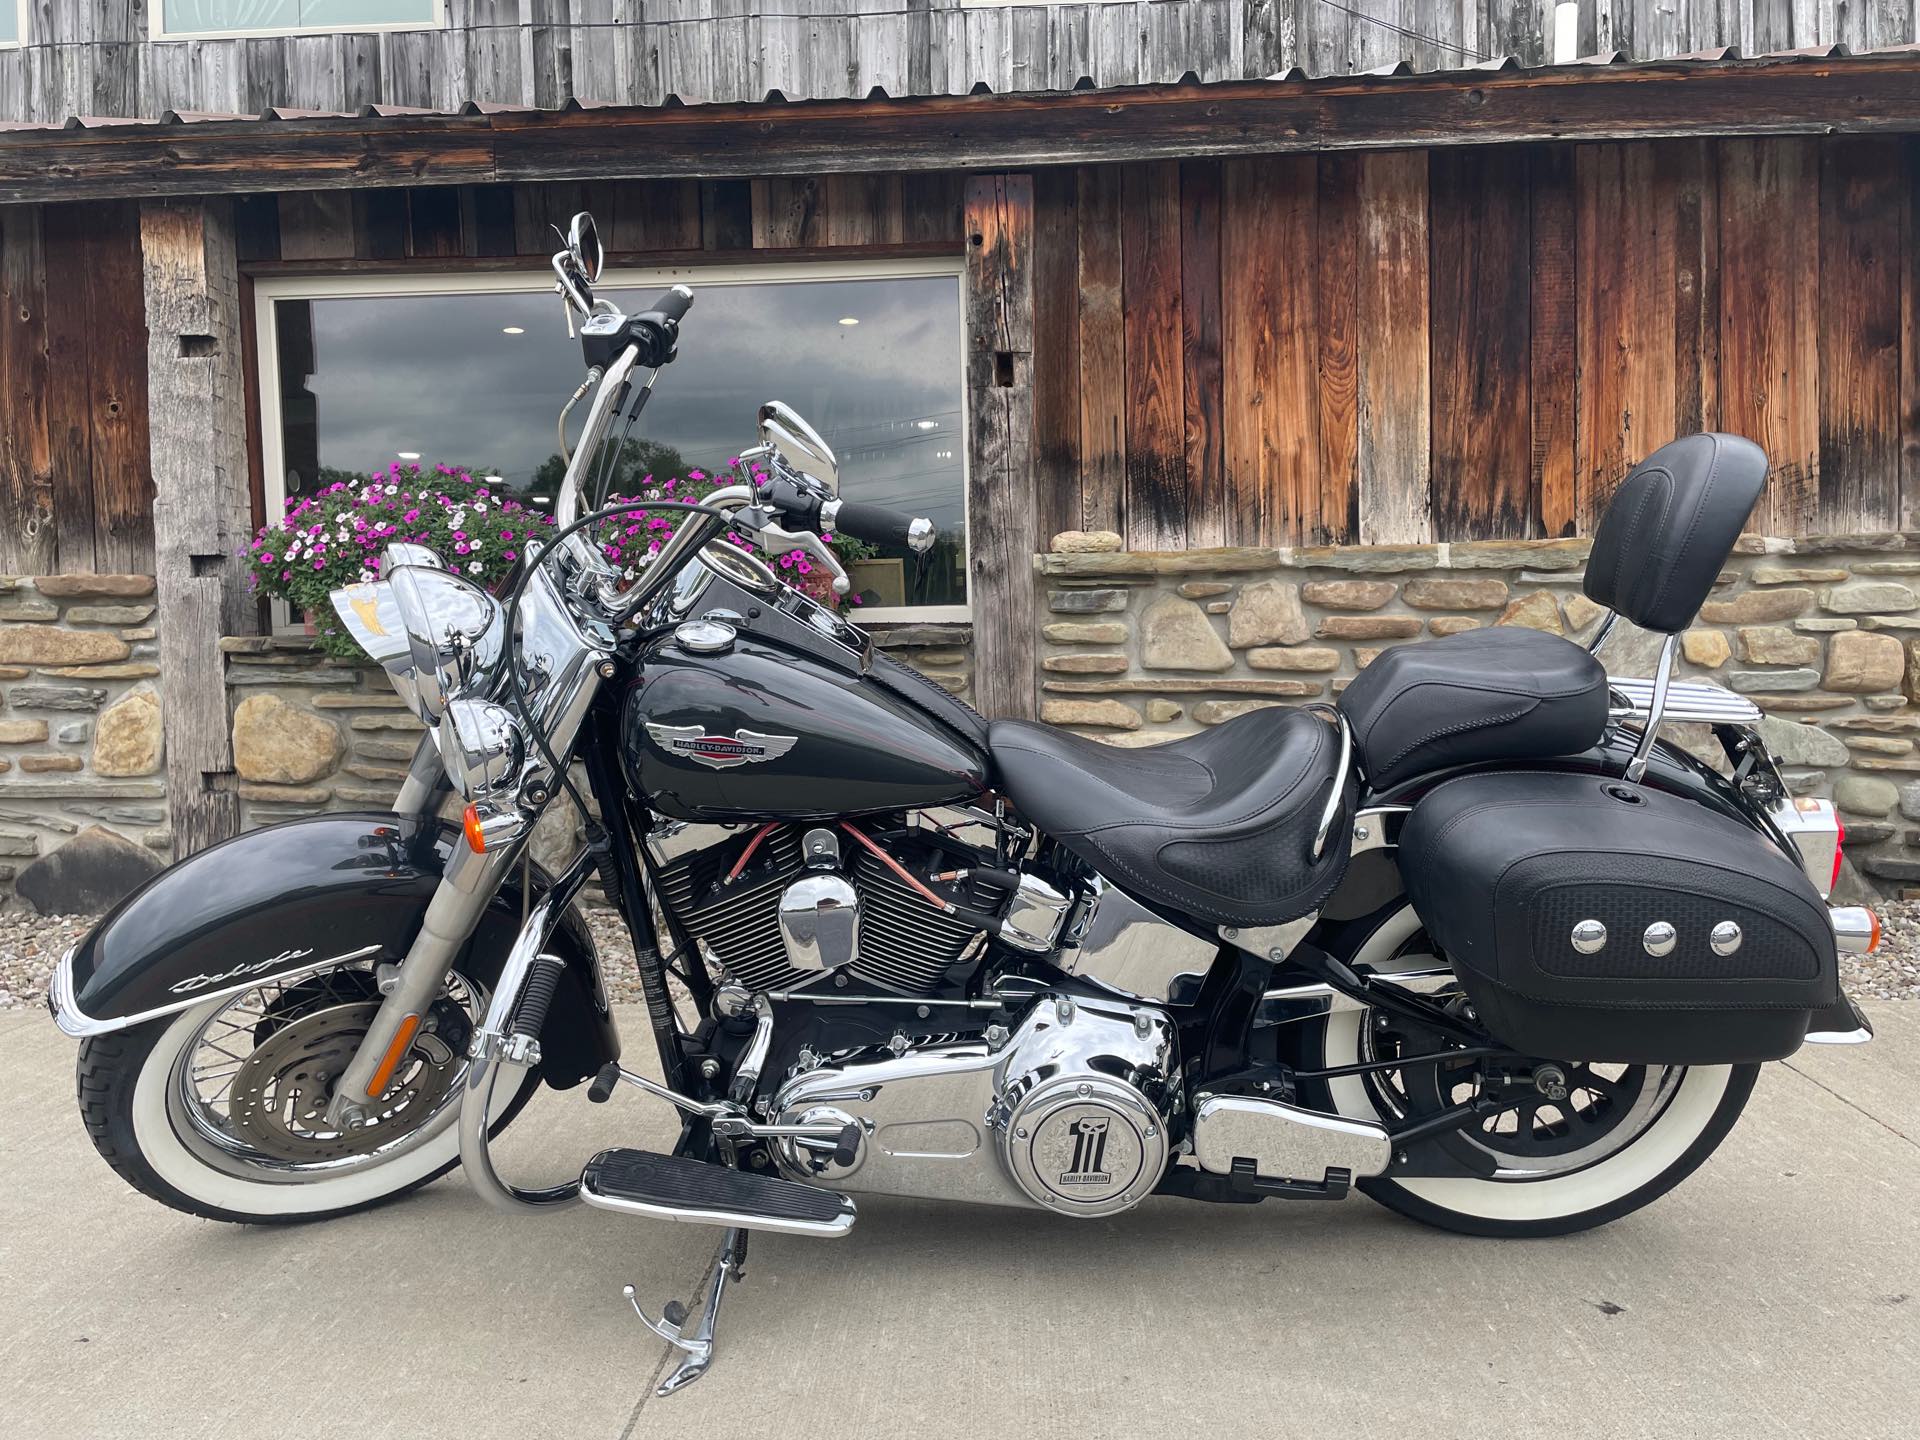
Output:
top-left (227, 1000), bottom-right (461, 1163)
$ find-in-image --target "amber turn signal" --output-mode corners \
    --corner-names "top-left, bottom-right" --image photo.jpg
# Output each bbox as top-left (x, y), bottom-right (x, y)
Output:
top-left (463, 802), bottom-right (487, 853)
top-left (367, 1012), bottom-right (422, 1100)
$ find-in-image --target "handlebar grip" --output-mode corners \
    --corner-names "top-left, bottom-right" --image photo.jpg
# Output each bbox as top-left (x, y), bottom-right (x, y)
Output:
top-left (830, 501), bottom-right (930, 551)
top-left (625, 288), bottom-right (694, 367)
top-left (651, 284), bottom-right (694, 324)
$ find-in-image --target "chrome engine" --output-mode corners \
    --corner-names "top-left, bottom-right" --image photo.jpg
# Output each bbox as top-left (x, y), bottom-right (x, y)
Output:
top-left (648, 820), bottom-right (990, 995)
top-left (769, 990), bottom-right (1177, 1217)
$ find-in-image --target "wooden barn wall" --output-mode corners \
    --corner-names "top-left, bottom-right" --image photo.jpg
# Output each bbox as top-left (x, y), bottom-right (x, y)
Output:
top-left (7, 135), bottom-right (1918, 579)
top-left (1034, 137), bottom-right (1920, 549)
top-left (0, 200), bottom-right (153, 576)
top-left (5, 1), bottom-right (1915, 128)
top-left (231, 174), bottom-right (964, 267)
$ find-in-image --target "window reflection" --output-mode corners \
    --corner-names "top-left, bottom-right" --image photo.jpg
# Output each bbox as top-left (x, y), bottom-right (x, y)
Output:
top-left (161, 1), bottom-right (436, 36)
top-left (273, 274), bottom-right (969, 609)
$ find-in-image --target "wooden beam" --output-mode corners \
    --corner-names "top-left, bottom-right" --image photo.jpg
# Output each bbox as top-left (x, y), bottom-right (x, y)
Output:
top-left (1075, 165), bottom-right (1125, 536)
top-left (1719, 137), bottom-right (1820, 535)
top-left (141, 199), bottom-right (254, 860)
top-left (1121, 160), bottom-right (1186, 549)
top-left (1818, 136), bottom-right (1905, 533)
top-left (1355, 151), bottom-right (1430, 546)
top-left (12, 54), bottom-right (1920, 204)
top-left (963, 173), bottom-right (1038, 723)
top-left (1430, 147), bottom-right (1533, 541)
top-left (1530, 144), bottom-right (1577, 538)
top-left (0, 206), bottom-right (55, 573)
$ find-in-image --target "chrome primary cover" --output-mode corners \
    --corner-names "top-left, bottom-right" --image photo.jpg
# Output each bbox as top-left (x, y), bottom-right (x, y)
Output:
top-left (770, 991), bottom-right (1176, 1217)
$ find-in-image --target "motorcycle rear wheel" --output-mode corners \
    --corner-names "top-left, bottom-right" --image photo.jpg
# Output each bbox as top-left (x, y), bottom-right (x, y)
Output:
top-left (76, 963), bottom-right (536, 1224)
top-left (1319, 905), bottom-right (1759, 1238)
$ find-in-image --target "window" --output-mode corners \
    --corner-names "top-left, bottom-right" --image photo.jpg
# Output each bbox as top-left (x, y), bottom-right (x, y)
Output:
top-left (0, 2), bottom-right (23, 50)
top-left (256, 262), bottom-right (971, 621)
top-left (154, 1), bottom-right (440, 41)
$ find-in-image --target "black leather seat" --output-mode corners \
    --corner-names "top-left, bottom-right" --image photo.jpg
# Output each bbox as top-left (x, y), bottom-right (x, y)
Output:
top-left (1336, 432), bottom-right (1766, 795)
top-left (989, 707), bottom-right (1354, 928)
top-left (1336, 626), bottom-right (1609, 794)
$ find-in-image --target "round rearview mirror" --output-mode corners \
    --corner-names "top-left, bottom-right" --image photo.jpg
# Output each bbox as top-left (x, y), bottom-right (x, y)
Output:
top-left (567, 211), bottom-right (605, 283)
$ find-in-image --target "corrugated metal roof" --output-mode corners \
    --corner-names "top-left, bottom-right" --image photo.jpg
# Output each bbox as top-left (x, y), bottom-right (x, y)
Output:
top-left (0, 42), bottom-right (1910, 136)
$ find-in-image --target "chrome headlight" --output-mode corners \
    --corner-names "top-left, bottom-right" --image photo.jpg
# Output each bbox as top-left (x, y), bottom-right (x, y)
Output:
top-left (438, 698), bottom-right (526, 800)
top-left (388, 564), bottom-right (505, 721)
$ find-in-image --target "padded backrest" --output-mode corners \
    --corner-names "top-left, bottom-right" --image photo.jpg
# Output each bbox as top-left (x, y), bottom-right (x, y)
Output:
top-left (1584, 433), bottom-right (1767, 634)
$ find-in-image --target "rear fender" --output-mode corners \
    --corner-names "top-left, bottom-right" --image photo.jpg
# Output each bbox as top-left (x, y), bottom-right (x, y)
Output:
top-left (48, 812), bottom-right (618, 1090)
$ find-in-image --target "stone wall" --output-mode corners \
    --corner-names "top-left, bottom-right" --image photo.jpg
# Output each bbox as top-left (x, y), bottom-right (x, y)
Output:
top-left (0, 574), bottom-right (169, 911)
top-left (1039, 530), bottom-right (1920, 896)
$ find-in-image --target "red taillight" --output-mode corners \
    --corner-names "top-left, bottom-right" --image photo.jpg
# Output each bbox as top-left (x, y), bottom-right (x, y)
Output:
top-left (1832, 813), bottom-right (1846, 893)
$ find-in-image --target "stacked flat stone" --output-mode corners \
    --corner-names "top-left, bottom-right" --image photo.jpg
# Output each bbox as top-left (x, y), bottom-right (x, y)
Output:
top-left (0, 574), bottom-right (166, 912)
top-left (1038, 530), bottom-right (1920, 895)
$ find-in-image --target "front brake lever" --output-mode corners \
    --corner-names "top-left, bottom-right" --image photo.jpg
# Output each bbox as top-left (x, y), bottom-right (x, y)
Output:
top-left (756, 523), bottom-right (850, 596)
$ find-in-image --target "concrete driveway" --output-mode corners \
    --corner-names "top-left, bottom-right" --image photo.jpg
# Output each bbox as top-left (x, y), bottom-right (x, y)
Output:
top-left (4, 1005), bottom-right (1917, 1440)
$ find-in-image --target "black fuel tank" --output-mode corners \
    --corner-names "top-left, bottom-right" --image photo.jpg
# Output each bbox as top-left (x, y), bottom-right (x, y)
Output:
top-left (623, 630), bottom-right (989, 821)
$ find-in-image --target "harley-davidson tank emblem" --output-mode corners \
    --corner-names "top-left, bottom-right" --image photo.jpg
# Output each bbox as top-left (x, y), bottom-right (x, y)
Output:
top-left (646, 724), bottom-right (799, 771)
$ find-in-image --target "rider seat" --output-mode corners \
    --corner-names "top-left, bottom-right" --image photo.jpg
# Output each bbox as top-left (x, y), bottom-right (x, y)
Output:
top-left (988, 706), bottom-right (1353, 929)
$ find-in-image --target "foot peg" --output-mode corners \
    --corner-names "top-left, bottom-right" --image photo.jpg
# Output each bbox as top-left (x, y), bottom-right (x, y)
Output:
top-left (624, 1227), bottom-right (745, 1397)
top-left (580, 1147), bottom-right (857, 1237)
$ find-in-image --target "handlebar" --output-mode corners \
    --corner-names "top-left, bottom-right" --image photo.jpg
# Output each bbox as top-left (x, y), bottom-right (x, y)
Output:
top-left (624, 284), bottom-right (694, 368)
top-left (825, 498), bottom-right (936, 555)
top-left (650, 284), bottom-right (694, 325)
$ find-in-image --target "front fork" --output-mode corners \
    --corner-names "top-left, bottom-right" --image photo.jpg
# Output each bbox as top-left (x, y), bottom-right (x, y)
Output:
top-left (324, 734), bottom-right (484, 1128)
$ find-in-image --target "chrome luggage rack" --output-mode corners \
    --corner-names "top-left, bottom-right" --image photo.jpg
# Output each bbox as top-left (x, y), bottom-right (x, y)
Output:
top-left (1607, 675), bottom-right (1761, 727)
top-left (1587, 613), bottom-right (1762, 783)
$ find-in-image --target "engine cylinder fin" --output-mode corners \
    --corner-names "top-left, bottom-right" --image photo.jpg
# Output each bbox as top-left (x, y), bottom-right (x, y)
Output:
top-left (847, 850), bottom-right (984, 993)
top-left (653, 824), bottom-right (988, 997)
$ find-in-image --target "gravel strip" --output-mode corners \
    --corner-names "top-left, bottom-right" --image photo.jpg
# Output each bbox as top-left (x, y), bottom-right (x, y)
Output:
top-left (9, 901), bottom-right (1920, 1012)
top-left (0, 910), bottom-right (94, 1013)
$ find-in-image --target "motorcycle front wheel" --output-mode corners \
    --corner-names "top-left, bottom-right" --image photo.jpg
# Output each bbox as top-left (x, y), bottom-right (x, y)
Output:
top-left (1317, 905), bottom-right (1758, 1238)
top-left (76, 962), bottom-right (536, 1223)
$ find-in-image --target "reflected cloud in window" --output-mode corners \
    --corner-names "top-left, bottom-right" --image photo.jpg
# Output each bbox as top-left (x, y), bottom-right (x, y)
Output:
top-left (272, 273), bottom-right (968, 611)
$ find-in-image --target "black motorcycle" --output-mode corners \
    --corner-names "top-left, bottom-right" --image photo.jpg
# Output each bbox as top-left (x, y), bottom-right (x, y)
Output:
top-left (50, 214), bottom-right (1878, 1394)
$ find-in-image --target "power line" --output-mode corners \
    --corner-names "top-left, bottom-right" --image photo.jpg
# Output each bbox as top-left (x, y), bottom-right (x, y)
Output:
top-left (1314, 0), bottom-right (1493, 64)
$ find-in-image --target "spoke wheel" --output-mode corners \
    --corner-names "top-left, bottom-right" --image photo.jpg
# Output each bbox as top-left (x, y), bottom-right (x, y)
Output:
top-left (169, 965), bottom-right (482, 1179)
top-left (1361, 1008), bottom-right (1684, 1181)
top-left (1315, 902), bottom-right (1757, 1237)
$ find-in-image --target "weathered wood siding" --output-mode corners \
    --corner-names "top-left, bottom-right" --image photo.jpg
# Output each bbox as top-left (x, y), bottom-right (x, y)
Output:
top-left (7, 134), bottom-right (1918, 578)
top-left (4, 1), bottom-right (1914, 128)
top-left (231, 172), bottom-right (964, 266)
top-left (1036, 137), bottom-right (1920, 547)
top-left (0, 200), bottom-right (154, 575)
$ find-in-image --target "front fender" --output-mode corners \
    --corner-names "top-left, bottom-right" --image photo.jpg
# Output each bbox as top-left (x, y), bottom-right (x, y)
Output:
top-left (49, 812), bottom-right (618, 1090)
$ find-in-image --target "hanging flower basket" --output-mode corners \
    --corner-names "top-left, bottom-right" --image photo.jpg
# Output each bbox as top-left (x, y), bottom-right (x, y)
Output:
top-left (244, 459), bottom-right (874, 662)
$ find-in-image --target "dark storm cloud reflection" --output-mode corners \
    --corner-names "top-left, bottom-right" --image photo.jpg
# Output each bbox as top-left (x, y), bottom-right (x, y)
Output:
top-left (292, 275), bottom-right (966, 528)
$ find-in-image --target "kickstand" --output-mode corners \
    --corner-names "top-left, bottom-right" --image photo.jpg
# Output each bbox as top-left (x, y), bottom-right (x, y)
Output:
top-left (622, 1226), bottom-right (746, 1397)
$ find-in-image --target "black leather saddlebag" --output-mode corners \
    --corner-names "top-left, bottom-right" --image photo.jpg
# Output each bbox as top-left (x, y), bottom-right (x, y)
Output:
top-left (1399, 770), bottom-right (1837, 1064)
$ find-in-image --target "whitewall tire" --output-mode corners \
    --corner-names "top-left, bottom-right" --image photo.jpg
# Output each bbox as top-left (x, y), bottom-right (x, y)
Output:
top-left (1320, 904), bottom-right (1758, 1237)
top-left (78, 989), bottom-right (536, 1225)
